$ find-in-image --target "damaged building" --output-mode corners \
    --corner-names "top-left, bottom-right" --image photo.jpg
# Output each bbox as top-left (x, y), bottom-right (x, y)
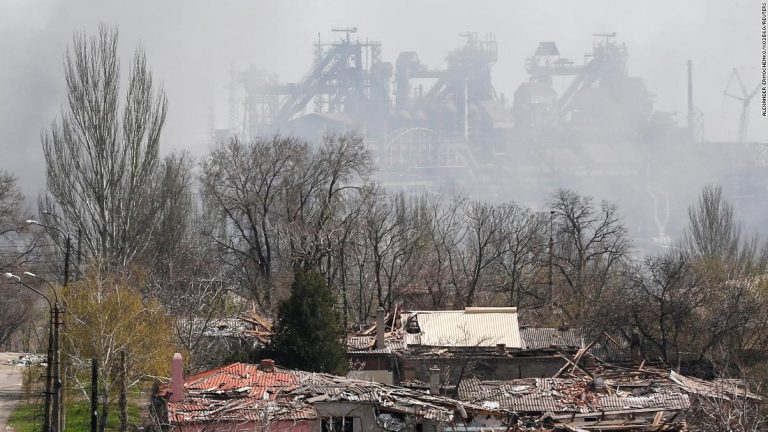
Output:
top-left (156, 355), bottom-right (507, 432)
top-left (347, 307), bottom-right (586, 387)
top-left (153, 352), bottom-right (757, 432)
top-left (458, 376), bottom-right (691, 431)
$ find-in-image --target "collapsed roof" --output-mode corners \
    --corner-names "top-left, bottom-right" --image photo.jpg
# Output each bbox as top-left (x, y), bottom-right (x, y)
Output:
top-left (165, 361), bottom-right (505, 427)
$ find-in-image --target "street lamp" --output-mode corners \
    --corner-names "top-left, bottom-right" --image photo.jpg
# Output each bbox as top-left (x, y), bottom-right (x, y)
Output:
top-left (3, 272), bottom-right (60, 432)
top-left (24, 272), bottom-right (63, 432)
top-left (41, 211), bottom-right (82, 282)
top-left (26, 220), bottom-right (72, 286)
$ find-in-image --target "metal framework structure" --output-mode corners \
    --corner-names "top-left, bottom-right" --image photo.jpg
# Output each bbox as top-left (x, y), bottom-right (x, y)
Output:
top-left (516, 33), bottom-right (652, 131)
top-left (228, 29), bottom-right (768, 247)
top-left (242, 28), bottom-right (390, 139)
top-left (724, 68), bottom-right (761, 143)
top-left (240, 30), bottom-right (506, 164)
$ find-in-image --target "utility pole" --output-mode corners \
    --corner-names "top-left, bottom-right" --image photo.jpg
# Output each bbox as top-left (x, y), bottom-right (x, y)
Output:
top-left (48, 240), bottom-right (67, 432)
top-left (43, 309), bottom-right (53, 432)
top-left (548, 210), bottom-right (555, 302)
top-left (119, 351), bottom-right (127, 432)
top-left (24, 219), bottom-right (70, 432)
top-left (90, 359), bottom-right (98, 432)
top-left (52, 303), bottom-right (62, 432)
top-left (3, 273), bottom-right (56, 432)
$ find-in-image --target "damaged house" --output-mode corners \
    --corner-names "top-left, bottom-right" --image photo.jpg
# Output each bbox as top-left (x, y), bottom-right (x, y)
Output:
top-left (155, 354), bottom-right (508, 432)
top-left (457, 376), bottom-right (691, 431)
top-left (348, 307), bottom-right (585, 387)
top-left (453, 361), bottom-right (764, 431)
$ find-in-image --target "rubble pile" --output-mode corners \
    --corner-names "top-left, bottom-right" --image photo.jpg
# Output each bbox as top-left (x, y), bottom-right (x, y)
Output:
top-left (6, 353), bottom-right (46, 367)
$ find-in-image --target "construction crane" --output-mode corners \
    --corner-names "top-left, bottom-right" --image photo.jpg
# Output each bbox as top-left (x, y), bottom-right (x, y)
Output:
top-left (724, 68), bottom-right (760, 143)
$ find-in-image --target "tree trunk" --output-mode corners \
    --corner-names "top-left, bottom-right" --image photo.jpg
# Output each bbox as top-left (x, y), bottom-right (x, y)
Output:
top-left (99, 398), bottom-right (108, 432)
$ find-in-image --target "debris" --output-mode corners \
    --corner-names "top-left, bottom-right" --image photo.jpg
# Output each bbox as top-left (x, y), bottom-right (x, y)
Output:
top-left (7, 354), bottom-right (46, 367)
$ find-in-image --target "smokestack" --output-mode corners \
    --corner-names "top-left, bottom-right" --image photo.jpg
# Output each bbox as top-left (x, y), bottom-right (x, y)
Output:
top-left (464, 78), bottom-right (469, 144)
top-left (687, 59), bottom-right (693, 134)
top-left (260, 359), bottom-right (275, 373)
top-left (429, 365), bottom-right (440, 395)
top-left (170, 353), bottom-right (184, 402)
top-left (376, 306), bottom-right (386, 349)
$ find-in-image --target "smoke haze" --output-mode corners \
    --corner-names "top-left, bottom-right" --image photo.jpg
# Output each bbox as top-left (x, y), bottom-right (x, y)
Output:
top-left (0, 0), bottom-right (765, 251)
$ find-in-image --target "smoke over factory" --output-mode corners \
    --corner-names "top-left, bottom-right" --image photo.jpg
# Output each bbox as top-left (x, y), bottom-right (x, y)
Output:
top-left (218, 28), bottom-right (767, 252)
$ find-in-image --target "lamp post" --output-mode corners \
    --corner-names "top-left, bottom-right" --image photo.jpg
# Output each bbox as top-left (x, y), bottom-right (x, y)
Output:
top-left (3, 272), bottom-right (58, 432)
top-left (26, 220), bottom-right (72, 286)
top-left (41, 211), bottom-right (81, 282)
top-left (23, 272), bottom-right (62, 432)
top-left (26, 219), bottom-right (71, 432)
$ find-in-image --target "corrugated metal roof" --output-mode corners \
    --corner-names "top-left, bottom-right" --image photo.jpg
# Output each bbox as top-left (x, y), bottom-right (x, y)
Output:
top-left (347, 335), bottom-right (406, 353)
top-left (458, 377), bottom-right (691, 416)
top-left (402, 307), bottom-right (522, 348)
top-left (520, 327), bottom-right (584, 349)
top-left (598, 393), bottom-right (690, 411)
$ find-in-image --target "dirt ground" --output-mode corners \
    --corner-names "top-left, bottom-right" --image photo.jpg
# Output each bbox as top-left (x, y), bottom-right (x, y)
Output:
top-left (0, 353), bottom-right (25, 431)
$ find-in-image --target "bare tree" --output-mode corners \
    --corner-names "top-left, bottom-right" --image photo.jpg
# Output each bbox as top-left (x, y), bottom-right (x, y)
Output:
top-left (346, 203), bottom-right (376, 325)
top-left (0, 170), bottom-right (39, 347)
top-left (685, 185), bottom-right (740, 260)
top-left (685, 184), bottom-right (761, 274)
top-left (420, 193), bottom-right (463, 309)
top-left (280, 133), bottom-right (372, 278)
top-left (0, 171), bottom-right (23, 240)
top-left (361, 187), bottom-right (428, 310)
top-left (498, 205), bottom-right (548, 308)
top-left (41, 24), bottom-right (168, 268)
top-left (550, 189), bottom-right (630, 320)
top-left (606, 249), bottom-right (768, 366)
top-left (201, 135), bottom-right (305, 309)
top-left (201, 132), bottom-right (376, 319)
top-left (145, 152), bottom-right (197, 280)
top-left (687, 358), bottom-right (767, 432)
top-left (0, 171), bottom-right (37, 271)
top-left (0, 281), bottom-right (34, 348)
top-left (620, 252), bottom-right (707, 363)
top-left (116, 150), bottom-right (244, 369)
top-left (449, 200), bottom-right (511, 307)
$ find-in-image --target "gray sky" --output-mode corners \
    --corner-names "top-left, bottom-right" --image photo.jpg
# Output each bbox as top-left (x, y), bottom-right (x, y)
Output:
top-left (0, 0), bottom-right (765, 199)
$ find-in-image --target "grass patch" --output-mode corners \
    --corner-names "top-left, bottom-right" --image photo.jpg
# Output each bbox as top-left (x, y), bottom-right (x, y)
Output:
top-left (7, 403), bottom-right (43, 432)
top-left (8, 400), bottom-right (142, 432)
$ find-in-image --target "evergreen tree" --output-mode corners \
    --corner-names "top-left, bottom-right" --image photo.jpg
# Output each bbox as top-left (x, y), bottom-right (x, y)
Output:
top-left (268, 270), bottom-right (348, 374)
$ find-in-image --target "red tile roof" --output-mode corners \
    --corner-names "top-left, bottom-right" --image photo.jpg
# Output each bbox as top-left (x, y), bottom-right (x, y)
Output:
top-left (166, 361), bottom-right (502, 426)
top-left (184, 362), bottom-right (298, 400)
top-left (168, 362), bottom-right (315, 425)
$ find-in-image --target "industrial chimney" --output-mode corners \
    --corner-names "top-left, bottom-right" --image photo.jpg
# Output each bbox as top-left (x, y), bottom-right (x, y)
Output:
top-left (376, 306), bottom-right (386, 349)
top-left (260, 359), bottom-right (275, 373)
top-left (429, 365), bottom-right (441, 395)
top-left (170, 353), bottom-right (184, 402)
top-left (687, 59), bottom-right (694, 135)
